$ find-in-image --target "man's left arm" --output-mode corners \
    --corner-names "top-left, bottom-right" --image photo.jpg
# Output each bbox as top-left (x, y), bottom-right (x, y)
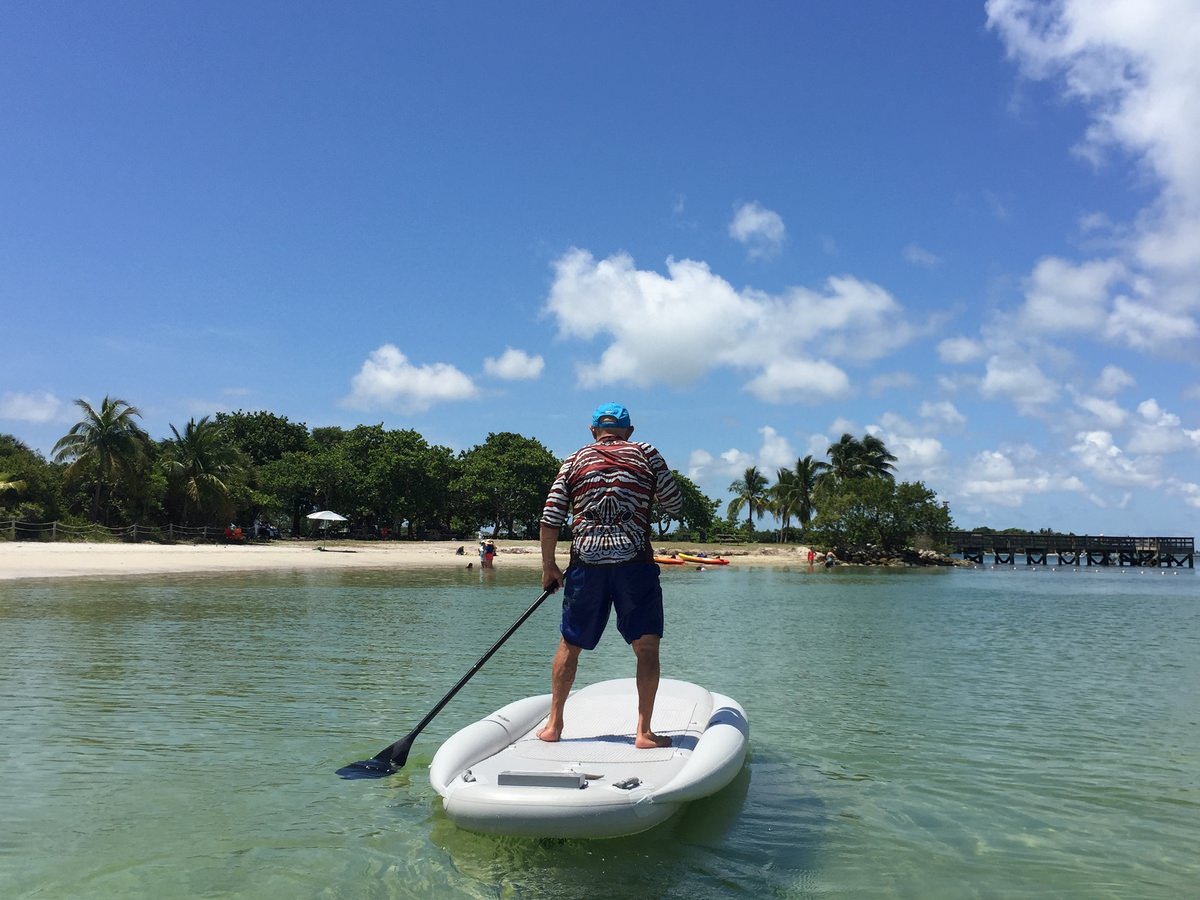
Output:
top-left (643, 443), bottom-right (683, 515)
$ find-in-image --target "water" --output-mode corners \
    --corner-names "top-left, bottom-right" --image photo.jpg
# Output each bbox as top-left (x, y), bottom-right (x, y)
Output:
top-left (1, 563), bottom-right (1197, 898)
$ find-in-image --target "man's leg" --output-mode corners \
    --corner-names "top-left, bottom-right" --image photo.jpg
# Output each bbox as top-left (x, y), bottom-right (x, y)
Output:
top-left (631, 634), bottom-right (672, 749)
top-left (537, 637), bottom-right (582, 742)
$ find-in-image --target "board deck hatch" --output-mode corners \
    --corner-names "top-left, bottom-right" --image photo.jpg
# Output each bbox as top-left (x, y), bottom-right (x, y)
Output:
top-left (496, 771), bottom-right (588, 788)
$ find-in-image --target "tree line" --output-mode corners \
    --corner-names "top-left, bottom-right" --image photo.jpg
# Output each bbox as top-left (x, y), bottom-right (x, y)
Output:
top-left (1, 395), bottom-right (953, 550)
top-left (723, 432), bottom-right (954, 551)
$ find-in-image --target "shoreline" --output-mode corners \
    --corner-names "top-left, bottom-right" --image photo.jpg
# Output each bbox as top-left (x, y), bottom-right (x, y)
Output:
top-left (0, 539), bottom-right (818, 581)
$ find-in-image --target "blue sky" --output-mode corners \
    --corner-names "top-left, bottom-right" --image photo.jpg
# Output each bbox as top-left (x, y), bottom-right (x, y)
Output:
top-left (3, 1), bottom-right (1199, 535)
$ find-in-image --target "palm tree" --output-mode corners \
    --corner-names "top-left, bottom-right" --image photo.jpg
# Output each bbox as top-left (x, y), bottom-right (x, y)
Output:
top-left (792, 455), bottom-right (828, 529)
top-left (770, 454), bottom-right (830, 542)
top-left (163, 416), bottom-right (246, 524)
top-left (727, 466), bottom-right (771, 533)
top-left (53, 396), bottom-right (149, 522)
top-left (860, 434), bottom-right (898, 479)
top-left (0, 472), bottom-right (26, 497)
top-left (825, 433), bottom-right (897, 481)
top-left (826, 433), bottom-right (862, 480)
top-left (770, 468), bottom-right (797, 542)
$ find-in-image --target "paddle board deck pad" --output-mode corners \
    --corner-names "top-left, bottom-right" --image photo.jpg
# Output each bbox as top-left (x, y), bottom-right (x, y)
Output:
top-left (429, 678), bottom-right (749, 838)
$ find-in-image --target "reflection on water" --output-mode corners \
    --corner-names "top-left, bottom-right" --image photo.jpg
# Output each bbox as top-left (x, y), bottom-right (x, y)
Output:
top-left (1, 565), bottom-right (1197, 898)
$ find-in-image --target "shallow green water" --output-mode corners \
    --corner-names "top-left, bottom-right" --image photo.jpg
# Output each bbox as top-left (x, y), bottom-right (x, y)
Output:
top-left (1, 563), bottom-right (1197, 899)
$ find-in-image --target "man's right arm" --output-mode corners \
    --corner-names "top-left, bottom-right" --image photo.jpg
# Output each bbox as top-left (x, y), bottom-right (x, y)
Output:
top-left (540, 523), bottom-right (564, 592)
top-left (540, 457), bottom-right (572, 592)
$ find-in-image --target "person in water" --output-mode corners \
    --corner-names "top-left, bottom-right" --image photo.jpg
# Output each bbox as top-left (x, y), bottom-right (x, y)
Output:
top-left (539, 402), bottom-right (683, 749)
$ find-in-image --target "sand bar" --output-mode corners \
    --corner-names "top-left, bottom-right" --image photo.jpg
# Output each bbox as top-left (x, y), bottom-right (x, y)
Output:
top-left (0, 540), bottom-right (814, 581)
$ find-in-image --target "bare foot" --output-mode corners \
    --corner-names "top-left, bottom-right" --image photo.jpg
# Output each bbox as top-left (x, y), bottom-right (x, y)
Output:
top-left (537, 725), bottom-right (562, 743)
top-left (635, 732), bottom-right (672, 749)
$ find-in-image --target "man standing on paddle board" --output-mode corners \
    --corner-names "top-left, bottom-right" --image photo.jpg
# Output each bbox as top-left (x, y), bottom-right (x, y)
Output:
top-left (538, 402), bottom-right (683, 749)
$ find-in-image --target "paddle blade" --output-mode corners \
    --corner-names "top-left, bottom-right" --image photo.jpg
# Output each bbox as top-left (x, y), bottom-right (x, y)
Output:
top-left (335, 735), bottom-right (412, 779)
top-left (335, 756), bottom-right (397, 780)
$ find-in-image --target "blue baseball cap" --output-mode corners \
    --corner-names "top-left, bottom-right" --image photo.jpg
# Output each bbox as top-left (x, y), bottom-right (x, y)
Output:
top-left (592, 402), bottom-right (631, 428)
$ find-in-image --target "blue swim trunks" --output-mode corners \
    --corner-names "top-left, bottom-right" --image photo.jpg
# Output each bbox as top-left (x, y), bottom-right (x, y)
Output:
top-left (559, 562), bottom-right (664, 650)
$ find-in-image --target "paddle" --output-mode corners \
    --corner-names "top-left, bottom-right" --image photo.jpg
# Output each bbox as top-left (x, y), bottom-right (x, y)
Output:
top-left (336, 587), bottom-right (556, 779)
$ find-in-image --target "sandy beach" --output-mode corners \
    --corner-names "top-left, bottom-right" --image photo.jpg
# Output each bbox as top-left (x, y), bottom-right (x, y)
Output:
top-left (0, 539), bottom-right (815, 581)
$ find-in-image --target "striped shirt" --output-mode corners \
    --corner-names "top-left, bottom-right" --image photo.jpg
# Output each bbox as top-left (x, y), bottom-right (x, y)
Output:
top-left (542, 437), bottom-right (683, 566)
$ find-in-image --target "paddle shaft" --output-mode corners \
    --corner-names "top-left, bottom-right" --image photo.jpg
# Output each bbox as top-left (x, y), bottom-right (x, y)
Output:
top-left (374, 587), bottom-right (555, 769)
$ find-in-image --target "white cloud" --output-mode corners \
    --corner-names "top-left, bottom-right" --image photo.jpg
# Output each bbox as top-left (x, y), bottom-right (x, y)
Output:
top-left (0, 390), bottom-right (63, 423)
top-left (871, 412), bottom-right (950, 480)
top-left (988, 0), bottom-right (1200, 351)
top-left (344, 344), bottom-right (478, 412)
top-left (1127, 397), bottom-right (1200, 454)
top-left (783, 276), bottom-right (916, 361)
top-left (744, 358), bottom-right (850, 404)
top-left (891, 434), bottom-right (948, 473)
top-left (686, 447), bottom-right (753, 488)
top-left (757, 426), bottom-right (798, 473)
top-left (1103, 293), bottom-right (1199, 351)
top-left (1095, 364), bottom-right (1134, 395)
top-left (686, 425), bottom-right (800, 493)
top-left (1176, 482), bottom-right (1200, 509)
top-left (729, 202), bottom-right (786, 259)
top-left (980, 355), bottom-right (1057, 409)
top-left (903, 243), bottom-right (942, 267)
top-left (958, 447), bottom-right (1089, 508)
top-left (1018, 256), bottom-right (1124, 332)
top-left (937, 336), bottom-right (986, 364)
top-left (544, 248), bottom-right (914, 395)
top-left (1070, 430), bottom-right (1160, 487)
top-left (868, 371), bottom-right (919, 395)
top-left (1074, 394), bottom-right (1128, 429)
top-left (482, 347), bottom-right (544, 381)
top-left (919, 400), bottom-right (966, 429)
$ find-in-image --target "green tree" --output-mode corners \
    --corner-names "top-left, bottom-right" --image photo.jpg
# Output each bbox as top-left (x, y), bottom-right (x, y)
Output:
top-left (0, 471), bottom-right (25, 489)
top-left (809, 477), bottom-right (952, 553)
top-left (0, 437), bottom-right (39, 513)
top-left (328, 425), bottom-right (456, 536)
top-left (727, 466), bottom-right (770, 533)
top-left (825, 432), bottom-right (897, 482)
top-left (792, 455), bottom-right (828, 529)
top-left (411, 442), bottom-right (460, 536)
top-left (770, 458), bottom-right (828, 541)
top-left (769, 468), bottom-right (797, 541)
top-left (162, 416), bottom-right (247, 525)
top-left (52, 396), bottom-right (150, 522)
top-left (454, 432), bottom-right (562, 537)
top-left (258, 450), bottom-right (320, 536)
top-left (653, 470), bottom-right (718, 537)
top-left (214, 410), bottom-right (311, 466)
top-left (211, 411), bottom-right (313, 527)
top-left (0, 472), bottom-right (26, 500)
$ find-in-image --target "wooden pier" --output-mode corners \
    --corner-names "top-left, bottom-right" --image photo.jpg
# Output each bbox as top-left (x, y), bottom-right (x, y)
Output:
top-left (937, 532), bottom-right (1194, 568)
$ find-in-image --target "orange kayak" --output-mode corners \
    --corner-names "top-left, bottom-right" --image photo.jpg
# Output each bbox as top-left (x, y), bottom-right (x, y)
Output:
top-left (676, 553), bottom-right (730, 566)
top-left (654, 555), bottom-right (686, 565)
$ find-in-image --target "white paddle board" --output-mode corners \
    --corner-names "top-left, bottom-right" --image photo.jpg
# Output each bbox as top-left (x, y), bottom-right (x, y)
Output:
top-left (429, 677), bottom-right (749, 838)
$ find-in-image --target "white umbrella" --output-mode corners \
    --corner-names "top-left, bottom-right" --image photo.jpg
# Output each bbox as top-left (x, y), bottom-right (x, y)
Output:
top-left (306, 510), bottom-right (347, 548)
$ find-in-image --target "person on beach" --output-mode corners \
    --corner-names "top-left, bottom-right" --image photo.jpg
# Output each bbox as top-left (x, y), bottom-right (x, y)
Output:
top-left (538, 402), bottom-right (683, 749)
